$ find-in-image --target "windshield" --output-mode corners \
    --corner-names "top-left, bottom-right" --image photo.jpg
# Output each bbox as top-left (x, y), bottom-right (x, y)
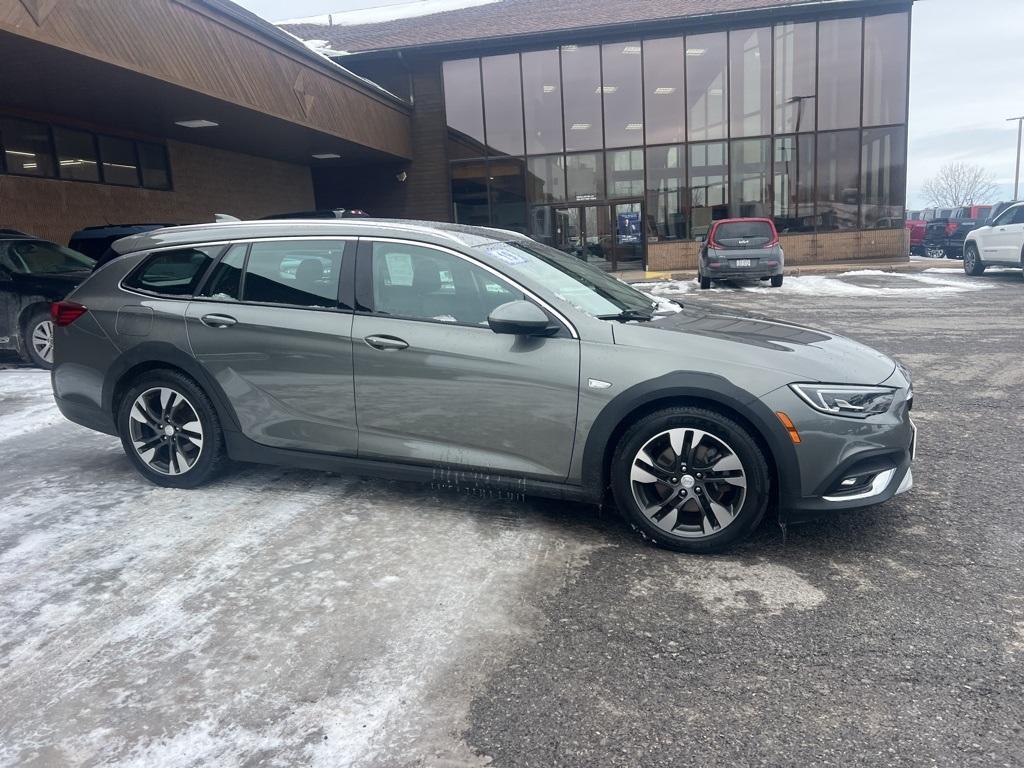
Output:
top-left (4, 240), bottom-right (95, 274)
top-left (475, 239), bottom-right (657, 318)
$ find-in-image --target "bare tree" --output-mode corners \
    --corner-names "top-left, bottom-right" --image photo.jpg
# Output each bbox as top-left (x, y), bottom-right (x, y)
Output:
top-left (922, 162), bottom-right (998, 208)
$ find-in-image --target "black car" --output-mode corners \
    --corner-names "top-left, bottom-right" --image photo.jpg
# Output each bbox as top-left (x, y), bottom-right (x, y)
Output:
top-left (68, 224), bottom-right (174, 265)
top-left (260, 208), bottom-right (369, 220)
top-left (0, 235), bottom-right (95, 368)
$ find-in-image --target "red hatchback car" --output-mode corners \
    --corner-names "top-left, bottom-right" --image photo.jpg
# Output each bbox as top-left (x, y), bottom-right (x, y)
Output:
top-left (698, 218), bottom-right (785, 289)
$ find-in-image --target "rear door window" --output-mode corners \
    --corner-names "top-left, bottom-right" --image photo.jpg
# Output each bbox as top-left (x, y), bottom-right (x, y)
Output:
top-left (198, 244), bottom-right (248, 301)
top-left (124, 246), bottom-right (222, 296)
top-left (242, 240), bottom-right (347, 309)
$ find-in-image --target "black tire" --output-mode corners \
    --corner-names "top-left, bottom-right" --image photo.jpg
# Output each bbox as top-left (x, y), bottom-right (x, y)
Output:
top-left (610, 407), bottom-right (770, 554)
top-left (699, 274), bottom-right (711, 290)
top-left (116, 368), bottom-right (229, 488)
top-left (963, 243), bottom-right (985, 276)
top-left (770, 275), bottom-right (784, 287)
top-left (22, 307), bottom-right (55, 369)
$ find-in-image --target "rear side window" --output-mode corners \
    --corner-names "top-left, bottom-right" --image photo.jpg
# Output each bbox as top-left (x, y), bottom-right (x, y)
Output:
top-left (243, 240), bottom-right (346, 309)
top-left (713, 221), bottom-right (776, 244)
top-left (124, 246), bottom-right (221, 296)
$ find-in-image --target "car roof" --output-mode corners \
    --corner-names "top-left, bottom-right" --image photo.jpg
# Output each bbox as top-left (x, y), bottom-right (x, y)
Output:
top-left (111, 219), bottom-right (529, 255)
top-left (71, 224), bottom-right (174, 238)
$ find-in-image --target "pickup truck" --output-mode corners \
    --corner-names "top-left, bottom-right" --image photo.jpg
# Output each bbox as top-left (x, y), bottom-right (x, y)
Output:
top-left (905, 212), bottom-right (927, 256)
top-left (923, 205), bottom-right (994, 259)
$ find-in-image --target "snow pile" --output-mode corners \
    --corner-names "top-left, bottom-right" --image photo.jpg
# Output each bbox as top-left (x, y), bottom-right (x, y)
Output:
top-left (278, 0), bottom-right (502, 26)
top-left (302, 39), bottom-right (350, 56)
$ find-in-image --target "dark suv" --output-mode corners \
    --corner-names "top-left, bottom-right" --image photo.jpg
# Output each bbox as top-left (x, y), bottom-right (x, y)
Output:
top-left (51, 220), bottom-right (915, 553)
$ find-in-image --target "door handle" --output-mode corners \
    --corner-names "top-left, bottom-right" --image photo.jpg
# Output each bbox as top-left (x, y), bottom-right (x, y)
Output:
top-left (364, 334), bottom-right (409, 351)
top-left (201, 313), bottom-right (237, 328)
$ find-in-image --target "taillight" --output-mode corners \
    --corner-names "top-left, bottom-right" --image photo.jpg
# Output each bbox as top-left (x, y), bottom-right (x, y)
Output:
top-left (51, 301), bottom-right (88, 327)
top-left (945, 221), bottom-right (959, 236)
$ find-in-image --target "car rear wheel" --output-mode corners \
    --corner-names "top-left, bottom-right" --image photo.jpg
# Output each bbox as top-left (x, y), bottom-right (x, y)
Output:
top-left (610, 407), bottom-right (770, 553)
top-left (699, 274), bottom-right (711, 290)
top-left (23, 308), bottom-right (54, 369)
top-left (963, 243), bottom-right (985, 276)
top-left (116, 369), bottom-right (228, 488)
top-left (770, 275), bottom-right (784, 287)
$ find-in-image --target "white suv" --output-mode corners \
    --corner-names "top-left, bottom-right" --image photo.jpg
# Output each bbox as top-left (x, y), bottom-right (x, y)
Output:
top-left (963, 202), bottom-right (1024, 276)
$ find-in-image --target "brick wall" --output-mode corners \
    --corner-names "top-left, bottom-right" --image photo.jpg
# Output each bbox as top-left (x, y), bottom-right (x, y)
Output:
top-left (647, 228), bottom-right (909, 271)
top-left (0, 140), bottom-right (314, 245)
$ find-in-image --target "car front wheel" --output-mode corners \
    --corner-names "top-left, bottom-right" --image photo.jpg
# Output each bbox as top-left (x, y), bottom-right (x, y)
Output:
top-left (963, 243), bottom-right (985, 276)
top-left (117, 369), bottom-right (228, 488)
top-left (611, 407), bottom-right (770, 553)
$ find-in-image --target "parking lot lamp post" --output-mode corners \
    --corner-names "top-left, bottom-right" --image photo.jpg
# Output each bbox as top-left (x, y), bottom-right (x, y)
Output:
top-left (1008, 115), bottom-right (1024, 200)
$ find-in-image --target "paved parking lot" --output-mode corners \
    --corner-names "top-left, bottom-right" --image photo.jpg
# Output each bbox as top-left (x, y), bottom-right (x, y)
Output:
top-left (1, 267), bottom-right (1022, 767)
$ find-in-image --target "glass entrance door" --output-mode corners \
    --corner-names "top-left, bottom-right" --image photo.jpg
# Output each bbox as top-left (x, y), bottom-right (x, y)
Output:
top-left (541, 201), bottom-right (645, 271)
top-left (610, 201), bottom-right (645, 270)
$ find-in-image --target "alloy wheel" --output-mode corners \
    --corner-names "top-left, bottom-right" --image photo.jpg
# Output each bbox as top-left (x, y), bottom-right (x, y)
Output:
top-left (31, 320), bottom-right (54, 364)
top-left (128, 387), bottom-right (204, 475)
top-left (630, 427), bottom-right (747, 539)
top-left (964, 249), bottom-right (975, 271)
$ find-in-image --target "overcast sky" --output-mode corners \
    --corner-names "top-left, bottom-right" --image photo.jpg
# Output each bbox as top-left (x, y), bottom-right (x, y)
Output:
top-left (237, 0), bottom-right (1024, 208)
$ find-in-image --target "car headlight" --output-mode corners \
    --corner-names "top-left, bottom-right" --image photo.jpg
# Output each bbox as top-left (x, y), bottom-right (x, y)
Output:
top-left (790, 384), bottom-right (898, 419)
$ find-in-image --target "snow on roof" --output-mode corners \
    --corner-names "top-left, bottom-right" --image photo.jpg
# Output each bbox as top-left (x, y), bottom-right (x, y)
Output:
top-left (276, 0), bottom-right (502, 27)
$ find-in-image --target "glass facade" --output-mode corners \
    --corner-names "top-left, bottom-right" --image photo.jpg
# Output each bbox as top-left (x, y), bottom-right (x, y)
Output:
top-left (442, 11), bottom-right (910, 268)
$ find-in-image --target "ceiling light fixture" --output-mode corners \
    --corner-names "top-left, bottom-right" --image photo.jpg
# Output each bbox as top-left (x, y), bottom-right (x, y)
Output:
top-left (598, 86), bottom-right (618, 94)
top-left (625, 123), bottom-right (644, 131)
top-left (175, 119), bottom-right (219, 128)
top-left (622, 45), bottom-right (642, 54)
top-left (542, 85), bottom-right (556, 93)
top-left (686, 48), bottom-right (706, 56)
top-left (570, 123), bottom-right (592, 131)
top-left (653, 87), bottom-right (676, 95)
top-left (312, 153), bottom-right (341, 159)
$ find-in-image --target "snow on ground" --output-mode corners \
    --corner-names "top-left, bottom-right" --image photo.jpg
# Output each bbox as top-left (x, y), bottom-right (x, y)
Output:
top-left (0, 369), bottom-right (64, 442)
top-left (278, 0), bottom-right (501, 26)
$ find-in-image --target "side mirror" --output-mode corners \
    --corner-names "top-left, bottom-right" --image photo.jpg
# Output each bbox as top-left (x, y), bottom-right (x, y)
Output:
top-left (487, 300), bottom-right (554, 336)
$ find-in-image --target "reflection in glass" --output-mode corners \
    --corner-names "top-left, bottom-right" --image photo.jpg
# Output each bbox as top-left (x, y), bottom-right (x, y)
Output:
top-left (606, 149), bottom-right (644, 198)
top-left (561, 45), bottom-right (603, 151)
top-left (138, 143), bottom-right (171, 190)
top-left (54, 127), bottom-right (99, 182)
top-left (566, 152), bottom-right (605, 201)
top-left (602, 41), bottom-right (644, 148)
top-left (729, 28), bottom-right (771, 138)
top-left (686, 33), bottom-right (727, 141)
top-left (526, 155), bottom-right (566, 202)
top-left (863, 13), bottom-right (909, 127)
top-left (643, 37), bottom-right (686, 145)
top-left (816, 130), bottom-right (860, 230)
top-left (861, 127), bottom-right (906, 228)
top-left (522, 49), bottom-right (564, 154)
top-left (774, 22), bottom-right (816, 133)
top-left (451, 161), bottom-right (489, 226)
top-left (730, 138), bottom-right (770, 218)
top-left (98, 136), bottom-right (139, 186)
top-left (1, 117), bottom-right (55, 177)
top-left (489, 157), bottom-right (528, 232)
top-left (646, 145), bottom-right (686, 240)
top-left (818, 18), bottom-right (862, 131)
top-left (774, 135), bottom-right (815, 232)
top-left (442, 58), bottom-right (485, 154)
top-left (689, 142), bottom-right (729, 237)
top-left (482, 54), bottom-right (525, 155)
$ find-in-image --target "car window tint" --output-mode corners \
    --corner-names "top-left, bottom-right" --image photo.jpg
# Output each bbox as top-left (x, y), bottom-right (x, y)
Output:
top-left (198, 244), bottom-right (248, 301)
top-left (7, 240), bottom-right (96, 274)
top-left (994, 207), bottom-right (1018, 226)
top-left (713, 221), bottom-right (775, 242)
top-left (125, 246), bottom-right (221, 296)
top-left (370, 242), bottom-right (523, 326)
top-left (1012, 207), bottom-right (1024, 225)
top-left (243, 240), bottom-right (345, 309)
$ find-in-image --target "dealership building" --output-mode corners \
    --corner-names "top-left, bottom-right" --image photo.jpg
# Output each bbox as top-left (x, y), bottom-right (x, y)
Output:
top-left (0, 0), bottom-right (912, 272)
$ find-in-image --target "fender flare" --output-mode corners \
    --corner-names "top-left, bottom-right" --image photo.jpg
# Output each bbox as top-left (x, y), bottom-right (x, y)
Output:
top-left (580, 371), bottom-right (801, 501)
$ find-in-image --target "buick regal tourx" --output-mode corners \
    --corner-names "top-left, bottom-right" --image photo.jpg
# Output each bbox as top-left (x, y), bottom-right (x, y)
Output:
top-left (52, 220), bottom-right (915, 553)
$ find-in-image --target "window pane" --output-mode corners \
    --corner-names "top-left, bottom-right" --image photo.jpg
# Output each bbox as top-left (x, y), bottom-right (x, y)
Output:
top-left (774, 22), bottom-right (817, 133)
top-left (442, 59), bottom-right (486, 156)
top-left (643, 38), bottom-right (686, 145)
top-left (98, 136), bottom-right (139, 186)
top-left (818, 18), bottom-right (862, 131)
top-left (482, 54), bottom-right (525, 155)
top-left (686, 33), bottom-right (727, 141)
top-left (53, 128), bottom-right (99, 182)
top-left (522, 49), bottom-right (564, 154)
top-left (139, 143), bottom-right (171, 190)
top-left (489, 157), bottom-right (528, 233)
top-left (126, 247), bottom-right (220, 296)
top-left (645, 144), bottom-right (686, 240)
top-left (730, 138), bottom-right (770, 218)
top-left (370, 241), bottom-right (524, 326)
top-left (773, 135), bottom-right (815, 232)
top-left (566, 152), bottom-right (604, 202)
top-left (689, 142), bottom-right (729, 237)
top-left (0, 118), bottom-right (55, 177)
top-left (561, 45), bottom-right (603, 151)
top-left (861, 126), bottom-right (906, 228)
top-left (602, 41), bottom-right (644, 148)
top-left (199, 244), bottom-right (248, 301)
top-left (863, 13), bottom-right (909, 126)
top-left (729, 28), bottom-right (771, 137)
top-left (5, 240), bottom-right (95, 273)
top-left (451, 161), bottom-right (490, 226)
top-left (244, 241), bottom-right (345, 308)
top-left (816, 130), bottom-right (860, 230)
top-left (526, 155), bottom-right (566, 202)
top-left (606, 148), bottom-right (644, 198)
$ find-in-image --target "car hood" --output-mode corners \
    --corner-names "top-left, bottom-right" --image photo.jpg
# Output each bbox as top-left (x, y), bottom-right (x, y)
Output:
top-left (615, 306), bottom-right (897, 386)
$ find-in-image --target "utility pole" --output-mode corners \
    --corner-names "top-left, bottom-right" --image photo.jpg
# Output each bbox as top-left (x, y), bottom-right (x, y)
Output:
top-left (1008, 116), bottom-right (1024, 200)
